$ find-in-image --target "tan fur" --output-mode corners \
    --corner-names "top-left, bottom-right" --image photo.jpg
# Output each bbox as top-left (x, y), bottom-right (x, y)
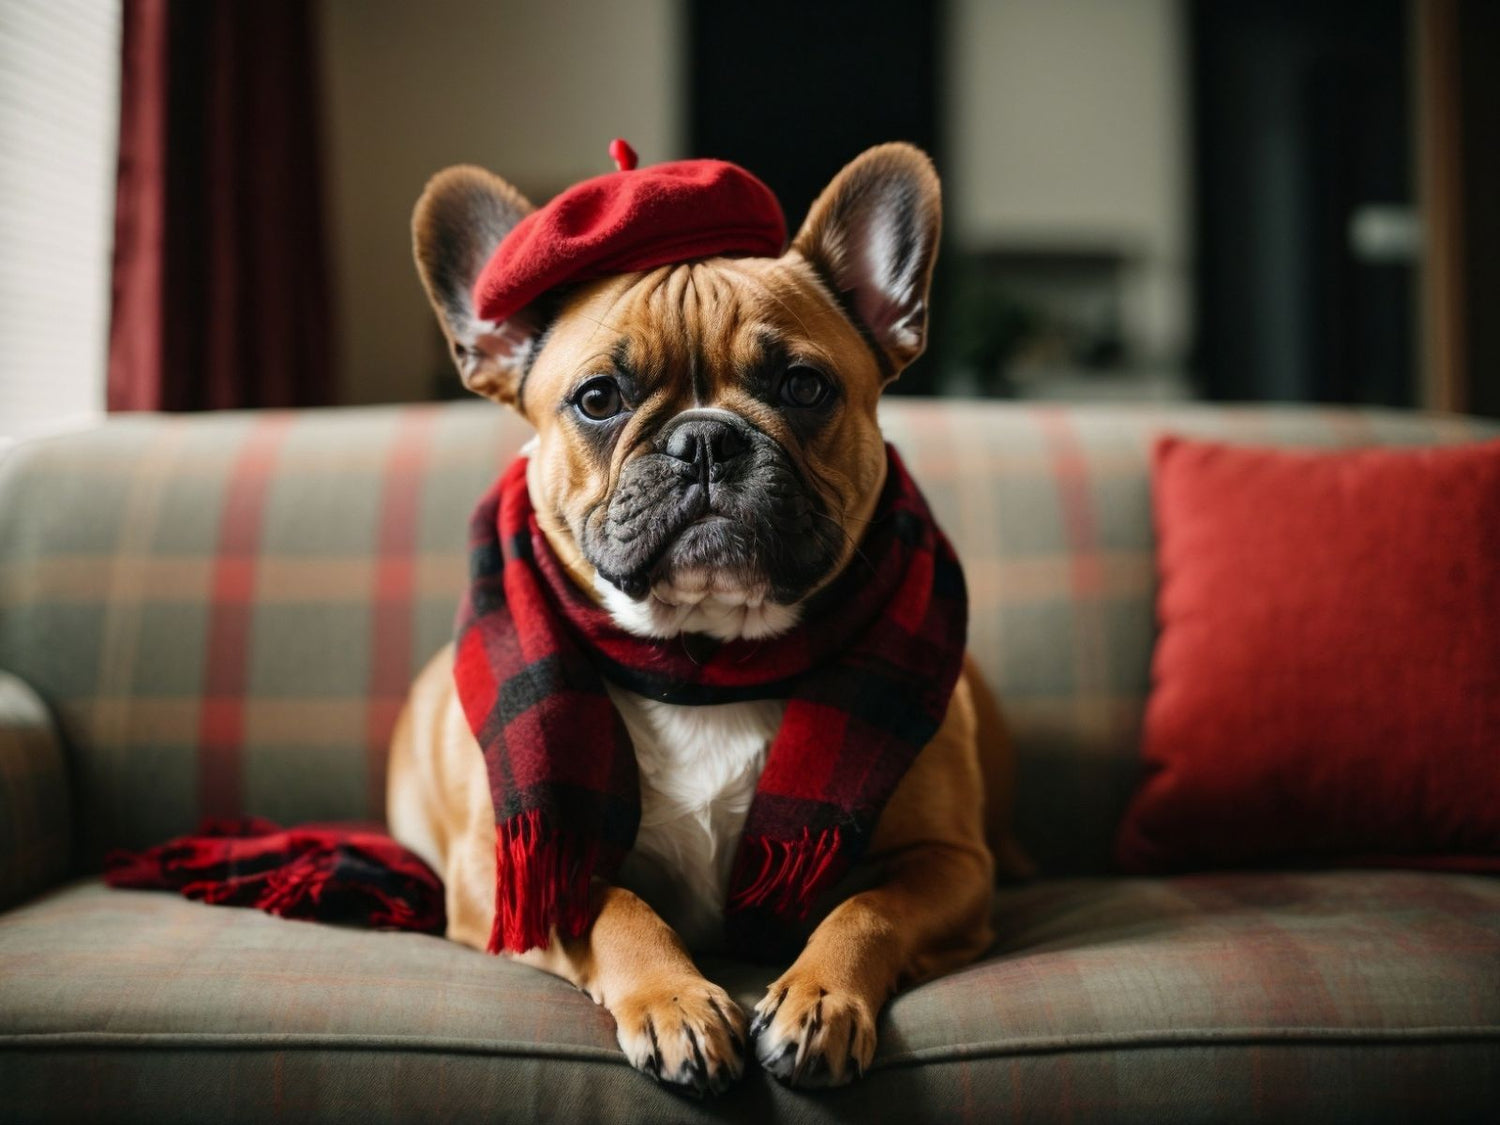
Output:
top-left (393, 144), bottom-right (1026, 1093)
top-left (512, 254), bottom-right (893, 602)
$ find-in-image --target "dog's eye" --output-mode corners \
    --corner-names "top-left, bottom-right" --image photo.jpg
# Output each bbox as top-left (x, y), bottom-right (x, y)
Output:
top-left (780, 366), bottom-right (830, 409)
top-left (573, 377), bottom-right (624, 421)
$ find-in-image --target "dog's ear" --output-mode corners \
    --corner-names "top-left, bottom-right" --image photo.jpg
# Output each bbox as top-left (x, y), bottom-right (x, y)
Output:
top-left (792, 143), bottom-right (942, 378)
top-left (412, 166), bottom-right (537, 407)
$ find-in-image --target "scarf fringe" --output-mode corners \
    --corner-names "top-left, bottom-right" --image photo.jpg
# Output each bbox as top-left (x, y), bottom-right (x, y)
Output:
top-left (726, 826), bottom-right (844, 918)
top-left (488, 808), bottom-right (598, 954)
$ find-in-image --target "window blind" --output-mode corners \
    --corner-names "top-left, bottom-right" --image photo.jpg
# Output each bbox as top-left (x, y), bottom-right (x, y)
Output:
top-left (0, 0), bottom-right (121, 441)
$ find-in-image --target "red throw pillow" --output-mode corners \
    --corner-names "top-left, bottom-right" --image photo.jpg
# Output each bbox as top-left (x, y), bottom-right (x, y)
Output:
top-left (1116, 435), bottom-right (1500, 874)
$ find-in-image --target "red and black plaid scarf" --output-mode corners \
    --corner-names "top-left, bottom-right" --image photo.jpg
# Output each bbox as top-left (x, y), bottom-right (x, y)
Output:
top-left (457, 443), bottom-right (967, 957)
top-left (105, 817), bottom-right (446, 934)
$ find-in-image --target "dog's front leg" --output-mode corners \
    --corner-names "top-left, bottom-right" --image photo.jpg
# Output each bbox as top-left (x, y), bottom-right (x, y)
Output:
top-left (392, 650), bottom-right (747, 1095)
top-left (515, 883), bottom-right (749, 1096)
top-left (749, 845), bottom-right (992, 1087)
top-left (749, 675), bottom-right (996, 1088)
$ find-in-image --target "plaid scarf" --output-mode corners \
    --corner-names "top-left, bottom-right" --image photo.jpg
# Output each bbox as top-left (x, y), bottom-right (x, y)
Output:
top-left (457, 443), bottom-right (967, 958)
top-left (105, 817), bottom-right (446, 934)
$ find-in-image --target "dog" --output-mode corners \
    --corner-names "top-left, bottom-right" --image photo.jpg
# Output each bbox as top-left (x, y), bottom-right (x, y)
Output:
top-left (388, 143), bottom-right (1025, 1095)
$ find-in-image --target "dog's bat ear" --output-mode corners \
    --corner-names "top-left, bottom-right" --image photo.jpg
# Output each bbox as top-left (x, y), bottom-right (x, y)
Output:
top-left (412, 166), bottom-right (537, 407)
top-left (792, 143), bottom-right (942, 379)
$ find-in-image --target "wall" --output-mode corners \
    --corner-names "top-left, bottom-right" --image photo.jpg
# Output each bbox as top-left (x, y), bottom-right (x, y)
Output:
top-left (947, 0), bottom-right (1190, 367)
top-left (319, 0), bottom-right (684, 405)
top-left (321, 0), bottom-right (1188, 404)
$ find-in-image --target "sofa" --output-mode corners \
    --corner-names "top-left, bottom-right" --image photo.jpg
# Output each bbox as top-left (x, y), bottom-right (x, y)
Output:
top-left (1, 398), bottom-right (1497, 1124)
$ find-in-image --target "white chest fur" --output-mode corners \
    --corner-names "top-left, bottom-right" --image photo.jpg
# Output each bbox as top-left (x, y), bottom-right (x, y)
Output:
top-left (606, 684), bottom-right (784, 951)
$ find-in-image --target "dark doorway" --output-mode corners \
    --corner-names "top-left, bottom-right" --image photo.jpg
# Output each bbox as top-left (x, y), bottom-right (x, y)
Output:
top-left (1191, 0), bottom-right (1415, 406)
top-left (1454, 0), bottom-right (1500, 417)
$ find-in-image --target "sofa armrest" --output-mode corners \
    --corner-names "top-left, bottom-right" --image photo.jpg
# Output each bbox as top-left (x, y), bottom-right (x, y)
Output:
top-left (0, 671), bottom-right (71, 909)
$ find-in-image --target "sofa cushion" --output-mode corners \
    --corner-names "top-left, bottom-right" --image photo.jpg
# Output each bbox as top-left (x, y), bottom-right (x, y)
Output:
top-left (3, 872), bottom-right (1497, 1123)
top-left (1118, 436), bottom-right (1500, 874)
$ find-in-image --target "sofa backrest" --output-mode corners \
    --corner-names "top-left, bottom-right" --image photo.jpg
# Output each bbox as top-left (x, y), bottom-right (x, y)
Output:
top-left (1, 400), bottom-right (1493, 874)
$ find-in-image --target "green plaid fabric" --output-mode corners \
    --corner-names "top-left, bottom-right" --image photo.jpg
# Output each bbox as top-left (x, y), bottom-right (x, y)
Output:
top-left (2, 870), bottom-right (1496, 1123)
top-left (3, 400), bottom-right (1499, 1122)
top-left (1, 400), bottom-right (1493, 872)
top-left (0, 672), bottom-right (70, 910)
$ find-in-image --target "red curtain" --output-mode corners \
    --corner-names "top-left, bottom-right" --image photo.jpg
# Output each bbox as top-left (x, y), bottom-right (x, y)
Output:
top-left (108, 0), bottom-right (334, 411)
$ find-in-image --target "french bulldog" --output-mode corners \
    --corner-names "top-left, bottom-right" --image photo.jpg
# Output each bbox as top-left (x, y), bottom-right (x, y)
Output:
top-left (388, 143), bottom-right (1025, 1095)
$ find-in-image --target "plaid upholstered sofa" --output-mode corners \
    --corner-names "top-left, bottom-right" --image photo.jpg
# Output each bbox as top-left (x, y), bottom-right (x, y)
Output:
top-left (2, 399), bottom-right (1498, 1124)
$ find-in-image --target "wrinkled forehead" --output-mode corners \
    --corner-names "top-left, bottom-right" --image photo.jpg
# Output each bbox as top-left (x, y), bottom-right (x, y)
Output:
top-left (522, 257), bottom-right (876, 409)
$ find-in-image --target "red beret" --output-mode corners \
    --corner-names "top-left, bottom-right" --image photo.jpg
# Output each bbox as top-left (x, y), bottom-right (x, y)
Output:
top-left (473, 140), bottom-right (787, 325)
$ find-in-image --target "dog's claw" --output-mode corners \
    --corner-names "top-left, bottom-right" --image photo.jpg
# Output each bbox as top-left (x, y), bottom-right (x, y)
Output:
top-left (660, 1016), bottom-right (737, 1098)
top-left (617, 980), bottom-right (747, 1098)
top-left (751, 977), bottom-right (876, 1088)
top-left (750, 984), bottom-right (786, 1040)
top-left (800, 1051), bottom-right (832, 1086)
top-left (760, 1040), bottom-right (798, 1083)
top-left (791, 1044), bottom-right (814, 1086)
top-left (643, 1015), bottom-right (663, 1080)
top-left (711, 997), bottom-right (746, 1054)
top-left (679, 1025), bottom-right (710, 1096)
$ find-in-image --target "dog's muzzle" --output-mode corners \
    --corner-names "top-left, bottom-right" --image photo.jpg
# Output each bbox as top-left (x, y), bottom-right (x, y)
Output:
top-left (583, 410), bottom-right (841, 603)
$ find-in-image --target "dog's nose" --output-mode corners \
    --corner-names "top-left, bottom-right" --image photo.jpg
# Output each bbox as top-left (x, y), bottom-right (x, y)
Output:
top-left (663, 417), bottom-right (749, 469)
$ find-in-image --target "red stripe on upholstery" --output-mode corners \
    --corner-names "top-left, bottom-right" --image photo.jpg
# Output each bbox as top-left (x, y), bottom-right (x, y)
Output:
top-left (197, 413), bottom-right (294, 818)
top-left (365, 408), bottom-right (438, 818)
top-left (1038, 408), bottom-right (1103, 597)
top-left (1036, 408), bottom-right (1114, 758)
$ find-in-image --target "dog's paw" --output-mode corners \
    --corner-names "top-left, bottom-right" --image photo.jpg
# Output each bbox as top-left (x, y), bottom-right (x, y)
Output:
top-left (612, 975), bottom-right (747, 1098)
top-left (750, 972), bottom-right (878, 1088)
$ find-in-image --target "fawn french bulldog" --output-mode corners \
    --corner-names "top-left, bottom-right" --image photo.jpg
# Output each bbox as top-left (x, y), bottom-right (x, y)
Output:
top-left (387, 142), bottom-right (1026, 1096)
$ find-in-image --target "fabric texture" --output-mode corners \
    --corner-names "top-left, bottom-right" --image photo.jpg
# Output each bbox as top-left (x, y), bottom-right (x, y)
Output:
top-left (1118, 436), bottom-right (1500, 874)
top-left (456, 447), bottom-right (966, 955)
top-left (4, 401), bottom-right (1500, 1122)
top-left (472, 156), bottom-right (786, 326)
top-left (4, 872), bottom-right (1498, 1123)
top-left (1, 402), bottom-right (1497, 876)
top-left (0, 672), bottom-right (70, 910)
top-left (103, 816), bottom-right (445, 935)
